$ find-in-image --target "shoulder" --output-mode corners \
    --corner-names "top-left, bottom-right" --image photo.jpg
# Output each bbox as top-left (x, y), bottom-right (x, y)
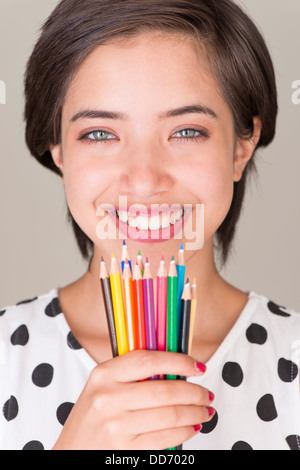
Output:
top-left (246, 291), bottom-right (300, 357)
top-left (249, 291), bottom-right (300, 322)
top-left (0, 290), bottom-right (62, 341)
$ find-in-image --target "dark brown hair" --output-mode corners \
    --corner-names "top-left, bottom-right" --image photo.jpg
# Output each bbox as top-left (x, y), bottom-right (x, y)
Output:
top-left (24, 0), bottom-right (278, 264)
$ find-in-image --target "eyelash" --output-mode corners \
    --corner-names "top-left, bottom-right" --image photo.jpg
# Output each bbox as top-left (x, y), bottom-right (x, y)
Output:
top-left (78, 128), bottom-right (209, 145)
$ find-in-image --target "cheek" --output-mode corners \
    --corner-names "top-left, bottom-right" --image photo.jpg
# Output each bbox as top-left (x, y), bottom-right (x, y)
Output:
top-left (188, 160), bottom-right (234, 235)
top-left (62, 155), bottom-right (109, 229)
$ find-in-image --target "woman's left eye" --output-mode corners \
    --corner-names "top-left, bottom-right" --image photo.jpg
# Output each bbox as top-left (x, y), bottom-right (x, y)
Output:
top-left (171, 128), bottom-right (209, 141)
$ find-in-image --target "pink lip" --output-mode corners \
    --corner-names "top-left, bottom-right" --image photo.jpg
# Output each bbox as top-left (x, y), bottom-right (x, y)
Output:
top-left (109, 209), bottom-right (192, 243)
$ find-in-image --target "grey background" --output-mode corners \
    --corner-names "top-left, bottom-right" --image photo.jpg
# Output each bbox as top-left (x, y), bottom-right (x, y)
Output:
top-left (0, 0), bottom-right (299, 310)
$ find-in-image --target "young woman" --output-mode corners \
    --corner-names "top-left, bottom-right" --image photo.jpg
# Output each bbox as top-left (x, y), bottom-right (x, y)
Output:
top-left (1, 0), bottom-right (300, 450)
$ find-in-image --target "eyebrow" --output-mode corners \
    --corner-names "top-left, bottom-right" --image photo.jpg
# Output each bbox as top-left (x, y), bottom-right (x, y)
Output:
top-left (70, 104), bottom-right (218, 123)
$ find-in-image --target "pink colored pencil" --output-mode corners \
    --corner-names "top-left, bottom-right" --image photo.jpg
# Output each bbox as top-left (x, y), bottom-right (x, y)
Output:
top-left (156, 256), bottom-right (168, 351)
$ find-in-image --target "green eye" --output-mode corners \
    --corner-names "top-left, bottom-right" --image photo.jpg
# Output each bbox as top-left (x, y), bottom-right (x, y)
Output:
top-left (175, 129), bottom-right (199, 138)
top-left (89, 130), bottom-right (114, 141)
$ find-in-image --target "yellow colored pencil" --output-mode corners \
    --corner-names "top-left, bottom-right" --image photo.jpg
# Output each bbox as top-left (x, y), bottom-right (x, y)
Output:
top-left (110, 253), bottom-right (129, 355)
top-left (188, 278), bottom-right (197, 355)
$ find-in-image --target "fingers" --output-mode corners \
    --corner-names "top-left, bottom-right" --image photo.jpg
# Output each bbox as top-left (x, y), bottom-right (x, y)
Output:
top-left (127, 404), bottom-right (215, 436)
top-left (97, 350), bottom-right (206, 383)
top-left (122, 379), bottom-right (213, 411)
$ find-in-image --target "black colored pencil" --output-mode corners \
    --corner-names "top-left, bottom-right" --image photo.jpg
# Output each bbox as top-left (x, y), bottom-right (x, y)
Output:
top-left (100, 257), bottom-right (118, 357)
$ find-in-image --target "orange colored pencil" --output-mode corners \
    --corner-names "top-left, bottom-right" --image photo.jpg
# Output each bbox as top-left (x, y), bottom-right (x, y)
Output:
top-left (132, 260), bottom-right (147, 350)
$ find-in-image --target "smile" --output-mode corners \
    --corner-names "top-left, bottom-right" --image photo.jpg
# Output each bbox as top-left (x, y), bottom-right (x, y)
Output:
top-left (116, 208), bottom-right (184, 231)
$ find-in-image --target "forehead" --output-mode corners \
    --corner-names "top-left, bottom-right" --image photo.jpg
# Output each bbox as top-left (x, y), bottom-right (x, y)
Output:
top-left (63, 31), bottom-right (228, 120)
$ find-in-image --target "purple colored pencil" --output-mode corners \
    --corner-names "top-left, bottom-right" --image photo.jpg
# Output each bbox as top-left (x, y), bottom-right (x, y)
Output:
top-left (143, 258), bottom-right (157, 351)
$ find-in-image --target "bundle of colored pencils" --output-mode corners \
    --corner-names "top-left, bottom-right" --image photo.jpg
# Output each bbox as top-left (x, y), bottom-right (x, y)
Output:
top-left (100, 242), bottom-right (197, 369)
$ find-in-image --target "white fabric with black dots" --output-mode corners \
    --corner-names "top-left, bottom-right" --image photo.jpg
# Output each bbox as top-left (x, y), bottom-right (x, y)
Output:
top-left (1, 289), bottom-right (300, 450)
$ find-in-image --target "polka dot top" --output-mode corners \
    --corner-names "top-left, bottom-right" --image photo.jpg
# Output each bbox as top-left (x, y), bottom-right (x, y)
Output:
top-left (1, 289), bottom-right (300, 450)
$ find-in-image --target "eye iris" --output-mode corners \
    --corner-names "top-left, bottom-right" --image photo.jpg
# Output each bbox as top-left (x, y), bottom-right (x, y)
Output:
top-left (181, 129), bottom-right (197, 137)
top-left (92, 131), bottom-right (109, 140)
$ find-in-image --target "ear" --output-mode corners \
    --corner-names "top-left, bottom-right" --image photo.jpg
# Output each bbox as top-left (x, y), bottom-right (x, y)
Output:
top-left (233, 116), bottom-right (262, 182)
top-left (50, 144), bottom-right (64, 179)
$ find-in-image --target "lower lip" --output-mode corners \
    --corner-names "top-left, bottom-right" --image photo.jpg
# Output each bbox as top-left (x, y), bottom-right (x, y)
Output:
top-left (112, 210), bottom-right (191, 243)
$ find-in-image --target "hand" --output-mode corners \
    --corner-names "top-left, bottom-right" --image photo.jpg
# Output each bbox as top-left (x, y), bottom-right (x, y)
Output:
top-left (52, 350), bottom-right (215, 450)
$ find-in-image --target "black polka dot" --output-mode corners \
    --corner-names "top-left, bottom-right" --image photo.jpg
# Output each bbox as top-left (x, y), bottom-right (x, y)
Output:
top-left (56, 402), bottom-right (74, 426)
top-left (278, 358), bottom-right (299, 383)
top-left (232, 441), bottom-right (253, 450)
top-left (222, 362), bottom-right (244, 387)
top-left (286, 435), bottom-right (300, 450)
top-left (246, 323), bottom-right (267, 345)
top-left (32, 363), bottom-right (54, 388)
top-left (23, 440), bottom-right (44, 450)
top-left (200, 410), bottom-right (218, 434)
top-left (10, 324), bottom-right (29, 346)
top-left (267, 301), bottom-right (291, 318)
top-left (0, 309), bottom-right (6, 316)
top-left (16, 296), bottom-right (38, 306)
top-left (256, 394), bottom-right (278, 422)
top-left (3, 396), bottom-right (19, 422)
top-left (45, 297), bottom-right (62, 317)
top-left (67, 331), bottom-right (82, 350)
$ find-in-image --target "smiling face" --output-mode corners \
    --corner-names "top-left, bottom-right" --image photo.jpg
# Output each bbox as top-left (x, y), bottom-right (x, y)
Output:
top-left (51, 31), bottom-right (259, 267)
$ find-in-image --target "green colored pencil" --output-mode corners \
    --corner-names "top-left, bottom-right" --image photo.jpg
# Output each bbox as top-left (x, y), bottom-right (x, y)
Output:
top-left (166, 256), bottom-right (178, 380)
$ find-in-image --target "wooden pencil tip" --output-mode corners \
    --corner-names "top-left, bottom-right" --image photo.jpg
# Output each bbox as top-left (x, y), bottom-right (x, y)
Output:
top-left (101, 256), bottom-right (104, 262)
top-left (138, 250), bottom-right (141, 256)
top-left (161, 255), bottom-right (164, 262)
top-left (123, 240), bottom-right (126, 245)
top-left (180, 242), bottom-right (184, 250)
top-left (186, 278), bottom-right (190, 284)
top-left (171, 255), bottom-right (175, 261)
top-left (111, 252), bottom-right (116, 259)
top-left (146, 257), bottom-right (149, 263)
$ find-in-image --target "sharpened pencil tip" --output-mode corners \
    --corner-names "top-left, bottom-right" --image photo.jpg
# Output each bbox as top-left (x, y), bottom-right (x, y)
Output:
top-left (138, 250), bottom-right (141, 256)
top-left (180, 242), bottom-right (184, 250)
top-left (101, 256), bottom-right (104, 262)
top-left (146, 257), bottom-right (149, 263)
top-left (123, 240), bottom-right (126, 245)
top-left (171, 255), bottom-right (175, 261)
top-left (112, 252), bottom-right (116, 259)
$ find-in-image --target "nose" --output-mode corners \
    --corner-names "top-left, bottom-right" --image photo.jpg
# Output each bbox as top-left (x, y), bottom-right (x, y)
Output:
top-left (119, 143), bottom-right (174, 200)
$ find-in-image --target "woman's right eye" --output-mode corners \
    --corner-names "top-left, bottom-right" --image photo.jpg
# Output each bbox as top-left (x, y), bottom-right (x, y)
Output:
top-left (78, 130), bottom-right (117, 143)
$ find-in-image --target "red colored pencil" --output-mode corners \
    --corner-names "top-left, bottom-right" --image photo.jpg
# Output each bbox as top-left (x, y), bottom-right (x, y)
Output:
top-left (132, 260), bottom-right (147, 350)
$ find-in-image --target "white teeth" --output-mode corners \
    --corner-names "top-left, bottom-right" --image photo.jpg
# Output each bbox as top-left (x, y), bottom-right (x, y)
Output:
top-left (117, 209), bottom-right (184, 230)
top-left (148, 214), bottom-right (160, 231)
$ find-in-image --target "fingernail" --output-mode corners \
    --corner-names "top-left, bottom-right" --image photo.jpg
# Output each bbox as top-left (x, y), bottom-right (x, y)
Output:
top-left (207, 406), bottom-right (215, 417)
top-left (208, 391), bottom-right (215, 403)
top-left (193, 424), bottom-right (202, 433)
top-left (195, 362), bottom-right (206, 374)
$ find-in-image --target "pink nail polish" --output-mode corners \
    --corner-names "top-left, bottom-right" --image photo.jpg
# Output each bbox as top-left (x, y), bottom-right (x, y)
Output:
top-left (195, 362), bottom-right (206, 374)
top-left (208, 391), bottom-right (215, 403)
top-left (193, 424), bottom-right (202, 433)
top-left (207, 407), bottom-right (215, 417)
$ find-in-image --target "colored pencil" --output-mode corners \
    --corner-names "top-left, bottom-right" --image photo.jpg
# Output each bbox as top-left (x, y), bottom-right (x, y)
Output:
top-left (143, 258), bottom-right (157, 351)
top-left (121, 240), bottom-right (132, 273)
top-left (137, 250), bottom-right (144, 276)
top-left (110, 253), bottom-right (129, 355)
top-left (100, 257), bottom-right (118, 358)
top-left (188, 278), bottom-right (197, 355)
top-left (166, 256), bottom-right (178, 380)
top-left (176, 243), bottom-right (185, 343)
top-left (156, 255), bottom-right (168, 352)
top-left (122, 258), bottom-right (137, 352)
top-left (132, 260), bottom-right (147, 350)
top-left (179, 279), bottom-right (192, 355)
